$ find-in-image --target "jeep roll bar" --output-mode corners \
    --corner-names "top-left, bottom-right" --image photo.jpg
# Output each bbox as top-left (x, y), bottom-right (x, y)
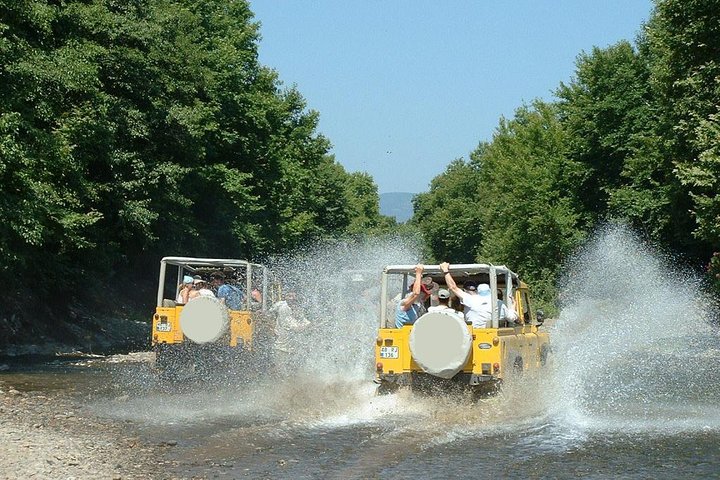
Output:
top-left (156, 256), bottom-right (269, 310)
top-left (380, 264), bottom-right (520, 328)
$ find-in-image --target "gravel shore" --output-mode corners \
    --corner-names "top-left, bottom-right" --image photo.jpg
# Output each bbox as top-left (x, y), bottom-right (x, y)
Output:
top-left (0, 365), bottom-right (174, 480)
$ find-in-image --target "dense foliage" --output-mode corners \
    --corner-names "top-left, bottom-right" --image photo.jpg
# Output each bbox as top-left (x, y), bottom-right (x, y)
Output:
top-left (413, 0), bottom-right (720, 312)
top-left (0, 0), bottom-right (392, 312)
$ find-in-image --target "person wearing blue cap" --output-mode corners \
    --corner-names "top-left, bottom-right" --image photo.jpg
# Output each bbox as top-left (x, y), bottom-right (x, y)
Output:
top-left (176, 275), bottom-right (194, 304)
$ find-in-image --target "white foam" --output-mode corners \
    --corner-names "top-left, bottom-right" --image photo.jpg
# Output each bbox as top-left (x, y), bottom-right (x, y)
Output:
top-left (543, 225), bottom-right (720, 434)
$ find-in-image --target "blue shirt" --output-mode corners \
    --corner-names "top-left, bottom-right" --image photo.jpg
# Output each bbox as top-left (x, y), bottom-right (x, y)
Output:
top-left (395, 302), bottom-right (421, 328)
top-left (218, 284), bottom-right (243, 310)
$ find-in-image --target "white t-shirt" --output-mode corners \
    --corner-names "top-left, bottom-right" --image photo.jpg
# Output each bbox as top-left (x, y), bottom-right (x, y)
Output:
top-left (498, 299), bottom-right (519, 323)
top-left (270, 301), bottom-right (310, 352)
top-left (457, 291), bottom-right (492, 328)
top-left (428, 305), bottom-right (464, 321)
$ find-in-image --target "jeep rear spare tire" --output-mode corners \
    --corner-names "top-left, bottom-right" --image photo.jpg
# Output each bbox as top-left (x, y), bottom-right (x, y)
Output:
top-left (179, 297), bottom-right (229, 344)
top-left (409, 312), bottom-right (472, 379)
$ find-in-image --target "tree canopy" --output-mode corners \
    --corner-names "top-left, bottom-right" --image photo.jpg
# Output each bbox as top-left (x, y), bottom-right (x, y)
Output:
top-left (0, 0), bottom-right (390, 309)
top-left (413, 0), bottom-right (720, 311)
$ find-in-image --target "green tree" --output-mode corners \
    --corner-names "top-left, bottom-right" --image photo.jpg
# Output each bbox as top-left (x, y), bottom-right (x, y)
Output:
top-left (643, 0), bottom-right (720, 250)
top-left (556, 42), bottom-right (659, 231)
top-left (0, 0), bottom-right (389, 319)
top-left (474, 101), bottom-right (586, 310)
top-left (412, 158), bottom-right (482, 263)
top-left (344, 171), bottom-right (396, 235)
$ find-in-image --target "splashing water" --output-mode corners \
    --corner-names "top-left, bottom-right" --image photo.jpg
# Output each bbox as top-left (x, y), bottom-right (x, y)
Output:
top-left (545, 225), bottom-right (720, 433)
top-left (85, 235), bottom-right (427, 431)
top-left (268, 234), bottom-right (422, 381)
top-left (94, 225), bottom-right (720, 452)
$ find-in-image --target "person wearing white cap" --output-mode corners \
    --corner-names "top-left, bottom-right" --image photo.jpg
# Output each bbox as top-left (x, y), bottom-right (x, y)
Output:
top-left (427, 288), bottom-right (464, 321)
top-left (439, 262), bottom-right (492, 328)
top-left (187, 277), bottom-right (216, 301)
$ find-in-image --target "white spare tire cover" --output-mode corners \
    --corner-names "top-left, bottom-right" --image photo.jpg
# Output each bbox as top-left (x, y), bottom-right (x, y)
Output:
top-left (179, 297), bottom-right (229, 344)
top-left (409, 312), bottom-right (472, 379)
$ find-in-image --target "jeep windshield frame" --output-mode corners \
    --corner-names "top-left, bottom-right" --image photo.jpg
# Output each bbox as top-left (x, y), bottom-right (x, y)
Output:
top-left (380, 264), bottom-right (520, 328)
top-left (157, 256), bottom-right (269, 310)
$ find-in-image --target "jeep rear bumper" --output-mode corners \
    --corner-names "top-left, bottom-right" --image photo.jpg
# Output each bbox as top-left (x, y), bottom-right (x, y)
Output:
top-left (376, 371), bottom-right (500, 391)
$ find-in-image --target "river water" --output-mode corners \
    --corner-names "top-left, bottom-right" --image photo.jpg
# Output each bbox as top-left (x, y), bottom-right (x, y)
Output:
top-left (3, 229), bottom-right (720, 479)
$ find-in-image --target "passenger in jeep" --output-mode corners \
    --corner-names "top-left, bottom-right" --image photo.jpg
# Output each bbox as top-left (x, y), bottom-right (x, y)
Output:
top-left (427, 288), bottom-right (463, 320)
top-left (188, 278), bottom-right (215, 301)
top-left (395, 264), bottom-right (429, 328)
top-left (176, 275), bottom-right (193, 304)
top-left (440, 262), bottom-right (492, 328)
top-left (213, 273), bottom-right (243, 310)
top-left (422, 276), bottom-right (440, 307)
top-left (250, 288), bottom-right (263, 310)
top-left (497, 290), bottom-right (520, 327)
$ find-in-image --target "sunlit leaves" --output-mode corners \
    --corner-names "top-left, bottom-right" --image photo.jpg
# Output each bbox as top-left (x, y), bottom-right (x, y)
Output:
top-left (412, 159), bottom-right (482, 263)
top-left (474, 102), bottom-right (586, 304)
top-left (0, 0), bottom-right (388, 305)
top-left (416, 0), bottom-right (720, 305)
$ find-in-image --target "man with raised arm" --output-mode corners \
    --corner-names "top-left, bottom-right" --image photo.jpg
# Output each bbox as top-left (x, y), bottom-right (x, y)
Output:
top-left (439, 262), bottom-right (492, 328)
top-left (395, 264), bottom-right (428, 328)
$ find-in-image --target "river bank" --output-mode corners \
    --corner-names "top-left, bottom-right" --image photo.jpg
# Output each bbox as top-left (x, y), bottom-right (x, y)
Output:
top-left (0, 303), bottom-right (149, 358)
top-left (0, 359), bottom-right (173, 480)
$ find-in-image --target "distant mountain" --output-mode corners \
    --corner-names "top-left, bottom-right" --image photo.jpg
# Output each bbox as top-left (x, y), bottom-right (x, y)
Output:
top-left (380, 192), bottom-right (415, 223)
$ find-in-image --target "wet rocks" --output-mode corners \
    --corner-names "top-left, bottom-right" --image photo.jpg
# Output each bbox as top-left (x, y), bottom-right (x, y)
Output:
top-left (0, 385), bottom-right (163, 479)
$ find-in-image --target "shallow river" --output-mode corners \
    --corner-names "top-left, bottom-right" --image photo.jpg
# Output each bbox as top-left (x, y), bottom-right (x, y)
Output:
top-left (4, 228), bottom-right (720, 479)
top-left (3, 344), bottom-right (720, 480)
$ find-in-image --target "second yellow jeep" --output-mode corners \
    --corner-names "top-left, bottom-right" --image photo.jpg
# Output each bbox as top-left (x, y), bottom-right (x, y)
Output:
top-left (374, 263), bottom-right (550, 396)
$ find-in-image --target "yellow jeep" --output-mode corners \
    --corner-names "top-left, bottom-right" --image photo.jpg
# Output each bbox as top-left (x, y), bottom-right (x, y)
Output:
top-left (374, 263), bottom-right (549, 395)
top-left (151, 256), bottom-right (278, 378)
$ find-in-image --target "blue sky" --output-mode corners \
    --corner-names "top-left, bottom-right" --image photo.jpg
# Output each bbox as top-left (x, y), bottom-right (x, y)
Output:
top-left (250, 1), bottom-right (654, 194)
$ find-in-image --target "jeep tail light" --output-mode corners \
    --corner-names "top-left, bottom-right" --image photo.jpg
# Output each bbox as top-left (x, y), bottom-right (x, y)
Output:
top-left (493, 362), bottom-right (500, 373)
top-left (376, 362), bottom-right (383, 372)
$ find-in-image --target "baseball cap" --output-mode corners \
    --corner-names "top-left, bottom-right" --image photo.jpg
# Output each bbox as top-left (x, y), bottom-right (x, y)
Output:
top-left (477, 283), bottom-right (491, 296)
top-left (437, 288), bottom-right (450, 299)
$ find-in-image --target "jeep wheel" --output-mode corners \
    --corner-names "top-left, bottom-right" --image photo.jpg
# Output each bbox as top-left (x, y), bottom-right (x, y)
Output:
top-left (376, 381), bottom-right (399, 396)
top-left (540, 345), bottom-right (550, 366)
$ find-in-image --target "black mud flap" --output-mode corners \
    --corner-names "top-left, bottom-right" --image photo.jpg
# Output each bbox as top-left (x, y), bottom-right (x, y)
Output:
top-left (375, 373), bottom-right (411, 395)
